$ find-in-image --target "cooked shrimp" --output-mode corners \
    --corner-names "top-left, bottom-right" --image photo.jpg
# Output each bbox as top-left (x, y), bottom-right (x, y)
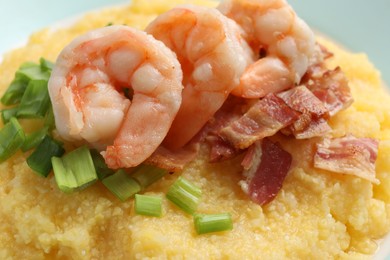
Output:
top-left (48, 25), bottom-right (183, 169)
top-left (146, 5), bottom-right (254, 150)
top-left (218, 0), bottom-right (316, 98)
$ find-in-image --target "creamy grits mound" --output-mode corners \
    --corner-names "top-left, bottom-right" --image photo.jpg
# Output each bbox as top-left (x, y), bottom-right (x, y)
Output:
top-left (1, 0), bottom-right (390, 259)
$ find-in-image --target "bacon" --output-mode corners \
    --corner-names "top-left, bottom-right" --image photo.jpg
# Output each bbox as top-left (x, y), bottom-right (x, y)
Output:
top-left (206, 135), bottom-right (241, 163)
top-left (200, 96), bottom-right (251, 162)
top-left (314, 135), bottom-right (379, 184)
top-left (146, 144), bottom-right (199, 172)
top-left (220, 94), bottom-right (300, 149)
top-left (277, 85), bottom-right (331, 139)
top-left (240, 138), bottom-right (292, 205)
top-left (303, 66), bottom-right (353, 116)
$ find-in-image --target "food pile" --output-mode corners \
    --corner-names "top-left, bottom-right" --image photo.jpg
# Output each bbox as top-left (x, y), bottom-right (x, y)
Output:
top-left (0, 0), bottom-right (389, 258)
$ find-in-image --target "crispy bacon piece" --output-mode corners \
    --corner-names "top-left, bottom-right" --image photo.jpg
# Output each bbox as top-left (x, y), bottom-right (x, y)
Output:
top-left (314, 135), bottom-right (379, 184)
top-left (201, 96), bottom-right (251, 162)
top-left (240, 138), bottom-right (292, 205)
top-left (303, 66), bottom-right (353, 116)
top-left (277, 85), bottom-right (331, 139)
top-left (206, 135), bottom-right (241, 163)
top-left (220, 94), bottom-right (300, 149)
top-left (146, 144), bottom-right (199, 172)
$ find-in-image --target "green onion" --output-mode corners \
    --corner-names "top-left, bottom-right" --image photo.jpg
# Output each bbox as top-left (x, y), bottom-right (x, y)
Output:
top-left (27, 135), bottom-right (65, 177)
top-left (193, 213), bottom-right (233, 235)
top-left (16, 80), bottom-right (50, 119)
top-left (15, 61), bottom-right (51, 82)
top-left (52, 146), bottom-right (98, 192)
top-left (135, 194), bottom-right (162, 217)
top-left (44, 105), bottom-right (55, 131)
top-left (0, 117), bottom-right (25, 163)
top-left (21, 126), bottom-right (48, 152)
top-left (51, 157), bottom-right (78, 193)
top-left (166, 177), bottom-right (202, 215)
top-left (102, 169), bottom-right (141, 202)
top-left (1, 59), bottom-right (53, 106)
top-left (0, 78), bottom-right (27, 105)
top-left (1, 107), bottom-right (19, 124)
top-left (90, 149), bottom-right (115, 180)
top-left (131, 164), bottom-right (168, 190)
top-left (39, 58), bottom-right (54, 72)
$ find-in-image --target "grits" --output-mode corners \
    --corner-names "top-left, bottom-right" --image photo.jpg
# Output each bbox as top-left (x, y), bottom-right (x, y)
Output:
top-left (1, 0), bottom-right (390, 259)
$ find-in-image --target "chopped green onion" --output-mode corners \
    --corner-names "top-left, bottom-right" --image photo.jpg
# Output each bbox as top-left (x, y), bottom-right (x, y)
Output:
top-left (15, 61), bottom-right (51, 82)
top-left (39, 58), bottom-right (54, 72)
top-left (1, 107), bottom-right (19, 124)
top-left (27, 135), bottom-right (64, 177)
top-left (166, 177), bottom-right (202, 215)
top-left (52, 146), bottom-right (98, 192)
top-left (135, 194), bottom-right (162, 217)
top-left (193, 213), bottom-right (233, 235)
top-left (0, 78), bottom-right (27, 105)
top-left (0, 117), bottom-right (25, 163)
top-left (131, 164), bottom-right (168, 190)
top-left (90, 149), bottom-right (115, 180)
top-left (44, 105), bottom-right (55, 131)
top-left (1, 59), bottom-right (53, 106)
top-left (102, 169), bottom-right (141, 202)
top-left (21, 126), bottom-right (48, 152)
top-left (16, 80), bottom-right (50, 119)
top-left (51, 157), bottom-right (78, 193)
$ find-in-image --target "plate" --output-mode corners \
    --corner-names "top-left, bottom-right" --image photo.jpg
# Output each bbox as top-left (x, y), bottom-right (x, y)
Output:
top-left (0, 0), bottom-right (389, 259)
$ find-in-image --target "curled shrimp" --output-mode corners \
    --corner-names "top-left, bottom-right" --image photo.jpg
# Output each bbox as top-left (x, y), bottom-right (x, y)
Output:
top-left (146, 5), bottom-right (254, 150)
top-left (48, 25), bottom-right (183, 169)
top-left (218, 0), bottom-right (316, 98)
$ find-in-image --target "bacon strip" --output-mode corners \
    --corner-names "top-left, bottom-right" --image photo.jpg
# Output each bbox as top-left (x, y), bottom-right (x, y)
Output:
top-left (200, 96), bottom-right (251, 162)
top-left (240, 138), bottom-right (292, 205)
top-left (220, 94), bottom-right (300, 149)
top-left (303, 66), bottom-right (353, 116)
top-left (146, 144), bottom-right (199, 172)
top-left (277, 85), bottom-right (331, 139)
top-left (206, 135), bottom-right (241, 163)
top-left (314, 135), bottom-right (379, 184)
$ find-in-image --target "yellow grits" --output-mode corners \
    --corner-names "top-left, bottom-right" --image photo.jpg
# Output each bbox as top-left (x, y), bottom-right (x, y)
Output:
top-left (1, 0), bottom-right (390, 259)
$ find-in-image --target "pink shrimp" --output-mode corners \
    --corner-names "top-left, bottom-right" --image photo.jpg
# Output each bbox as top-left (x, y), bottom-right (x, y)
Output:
top-left (218, 0), bottom-right (316, 98)
top-left (48, 25), bottom-right (183, 169)
top-left (146, 5), bottom-right (254, 150)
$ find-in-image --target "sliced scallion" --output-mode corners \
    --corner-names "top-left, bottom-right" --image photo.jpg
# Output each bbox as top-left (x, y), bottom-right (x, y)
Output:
top-left (39, 58), bottom-right (54, 72)
top-left (44, 105), bottom-right (55, 131)
top-left (1, 107), bottom-right (19, 124)
top-left (0, 78), bottom-right (27, 105)
top-left (21, 126), bottom-right (48, 152)
top-left (166, 177), bottom-right (201, 215)
top-left (102, 169), bottom-right (141, 202)
top-left (27, 135), bottom-right (64, 177)
top-left (131, 164), bottom-right (168, 190)
top-left (15, 61), bottom-right (51, 82)
top-left (61, 146), bottom-right (97, 190)
top-left (90, 149), bottom-right (114, 180)
top-left (17, 80), bottom-right (50, 119)
top-left (0, 117), bottom-right (25, 163)
top-left (52, 146), bottom-right (97, 193)
top-left (51, 157), bottom-right (78, 193)
top-left (135, 194), bottom-right (162, 217)
top-left (193, 213), bottom-right (233, 235)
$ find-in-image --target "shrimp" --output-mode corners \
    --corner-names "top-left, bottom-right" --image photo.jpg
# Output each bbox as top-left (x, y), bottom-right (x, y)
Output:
top-left (218, 0), bottom-right (316, 98)
top-left (146, 5), bottom-right (254, 150)
top-left (48, 25), bottom-right (183, 169)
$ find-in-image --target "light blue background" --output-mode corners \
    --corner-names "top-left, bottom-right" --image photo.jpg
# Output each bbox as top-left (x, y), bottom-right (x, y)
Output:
top-left (0, 0), bottom-right (389, 86)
